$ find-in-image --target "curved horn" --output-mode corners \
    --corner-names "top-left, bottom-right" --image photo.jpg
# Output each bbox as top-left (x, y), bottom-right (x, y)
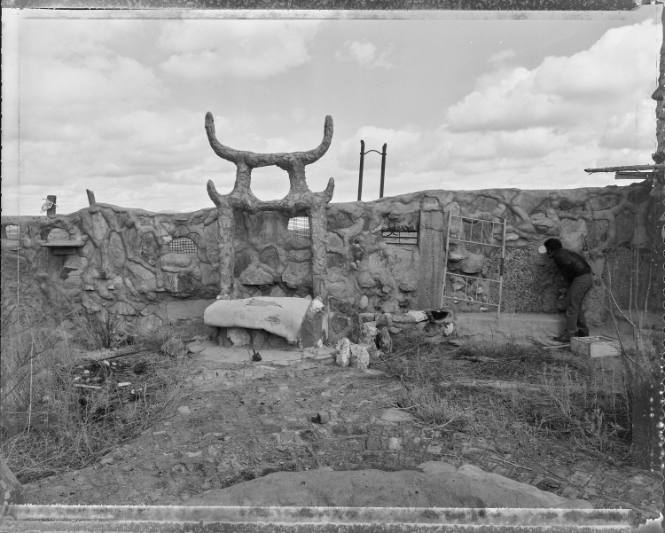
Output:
top-left (205, 112), bottom-right (245, 164)
top-left (322, 177), bottom-right (334, 200)
top-left (206, 179), bottom-right (223, 207)
top-left (300, 115), bottom-right (333, 165)
top-left (206, 112), bottom-right (333, 168)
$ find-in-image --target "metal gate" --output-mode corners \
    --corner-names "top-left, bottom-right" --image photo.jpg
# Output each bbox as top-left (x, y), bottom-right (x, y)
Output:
top-left (441, 212), bottom-right (506, 316)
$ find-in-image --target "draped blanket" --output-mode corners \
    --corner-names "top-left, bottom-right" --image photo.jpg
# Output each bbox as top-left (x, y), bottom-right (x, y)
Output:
top-left (203, 297), bottom-right (316, 343)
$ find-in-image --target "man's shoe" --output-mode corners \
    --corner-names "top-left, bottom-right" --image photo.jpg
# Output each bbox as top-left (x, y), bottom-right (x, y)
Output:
top-left (552, 335), bottom-right (570, 344)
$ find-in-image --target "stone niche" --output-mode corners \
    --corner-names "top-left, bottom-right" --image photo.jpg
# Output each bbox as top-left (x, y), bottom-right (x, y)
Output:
top-left (232, 210), bottom-right (313, 299)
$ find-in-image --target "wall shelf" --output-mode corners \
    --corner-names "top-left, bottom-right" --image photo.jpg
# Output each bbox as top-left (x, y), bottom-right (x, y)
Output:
top-left (42, 240), bottom-right (84, 248)
top-left (41, 240), bottom-right (84, 255)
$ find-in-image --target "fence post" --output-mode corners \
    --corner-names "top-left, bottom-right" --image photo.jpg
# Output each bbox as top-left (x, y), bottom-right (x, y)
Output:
top-left (379, 143), bottom-right (387, 198)
top-left (86, 189), bottom-right (96, 206)
top-left (357, 140), bottom-right (365, 201)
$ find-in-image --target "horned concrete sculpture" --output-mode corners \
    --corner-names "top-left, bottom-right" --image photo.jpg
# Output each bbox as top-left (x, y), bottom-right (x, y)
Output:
top-left (205, 112), bottom-right (335, 299)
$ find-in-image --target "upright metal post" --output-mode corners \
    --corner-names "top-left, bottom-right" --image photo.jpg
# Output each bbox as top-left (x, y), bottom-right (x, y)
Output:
top-left (379, 143), bottom-right (387, 198)
top-left (357, 140), bottom-right (365, 201)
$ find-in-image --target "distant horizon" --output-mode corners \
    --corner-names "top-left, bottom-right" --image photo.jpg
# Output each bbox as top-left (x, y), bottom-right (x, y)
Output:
top-left (2, 7), bottom-right (661, 216)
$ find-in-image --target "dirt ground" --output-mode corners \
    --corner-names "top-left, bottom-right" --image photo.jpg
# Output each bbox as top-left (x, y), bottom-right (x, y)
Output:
top-left (19, 341), bottom-right (662, 522)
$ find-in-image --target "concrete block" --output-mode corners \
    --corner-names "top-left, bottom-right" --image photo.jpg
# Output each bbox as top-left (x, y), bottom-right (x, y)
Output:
top-left (570, 336), bottom-right (621, 358)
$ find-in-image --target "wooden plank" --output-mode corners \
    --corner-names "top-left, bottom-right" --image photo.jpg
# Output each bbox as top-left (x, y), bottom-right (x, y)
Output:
top-left (585, 164), bottom-right (665, 173)
top-left (416, 209), bottom-right (445, 309)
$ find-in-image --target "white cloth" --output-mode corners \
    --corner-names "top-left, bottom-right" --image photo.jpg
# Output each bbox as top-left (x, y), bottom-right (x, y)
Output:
top-left (203, 297), bottom-right (313, 343)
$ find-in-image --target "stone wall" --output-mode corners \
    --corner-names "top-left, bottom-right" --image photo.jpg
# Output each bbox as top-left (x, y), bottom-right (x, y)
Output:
top-left (320, 183), bottom-right (658, 340)
top-left (1, 205), bottom-right (221, 335)
top-left (1, 182), bottom-right (657, 341)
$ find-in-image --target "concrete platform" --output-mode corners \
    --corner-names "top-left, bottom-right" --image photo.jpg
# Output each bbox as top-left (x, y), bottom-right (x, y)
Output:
top-left (454, 312), bottom-right (655, 351)
top-left (454, 312), bottom-right (563, 346)
top-left (188, 340), bottom-right (335, 366)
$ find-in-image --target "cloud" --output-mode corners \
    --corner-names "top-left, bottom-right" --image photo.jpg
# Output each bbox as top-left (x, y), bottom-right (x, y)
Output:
top-left (488, 48), bottom-right (516, 66)
top-left (18, 19), bottom-right (162, 111)
top-left (598, 100), bottom-right (656, 150)
top-left (411, 18), bottom-right (658, 194)
top-left (335, 40), bottom-right (394, 69)
top-left (12, 107), bottom-right (221, 216)
top-left (22, 57), bottom-right (162, 113)
top-left (158, 20), bottom-right (320, 80)
top-left (16, 19), bottom-right (164, 154)
top-left (446, 19), bottom-right (659, 133)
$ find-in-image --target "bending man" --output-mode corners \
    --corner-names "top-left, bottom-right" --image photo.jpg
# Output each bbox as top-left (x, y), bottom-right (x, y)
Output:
top-left (541, 238), bottom-right (592, 343)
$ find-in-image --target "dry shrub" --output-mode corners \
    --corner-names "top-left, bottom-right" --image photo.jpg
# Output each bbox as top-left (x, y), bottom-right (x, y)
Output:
top-left (376, 337), bottom-right (449, 386)
top-left (71, 310), bottom-right (137, 350)
top-left (528, 365), bottom-right (629, 455)
top-left (396, 385), bottom-right (470, 429)
top-left (141, 326), bottom-right (188, 358)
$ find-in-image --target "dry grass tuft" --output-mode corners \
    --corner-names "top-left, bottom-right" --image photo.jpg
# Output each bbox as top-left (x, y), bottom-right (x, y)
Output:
top-left (376, 336), bottom-right (631, 460)
top-left (1, 336), bottom-right (186, 483)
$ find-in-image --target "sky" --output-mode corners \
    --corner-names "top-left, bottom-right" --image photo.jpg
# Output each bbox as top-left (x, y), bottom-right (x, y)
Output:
top-left (1, 7), bottom-right (662, 216)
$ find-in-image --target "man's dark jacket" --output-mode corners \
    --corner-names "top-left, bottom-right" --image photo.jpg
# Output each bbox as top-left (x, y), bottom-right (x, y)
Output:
top-left (550, 249), bottom-right (591, 283)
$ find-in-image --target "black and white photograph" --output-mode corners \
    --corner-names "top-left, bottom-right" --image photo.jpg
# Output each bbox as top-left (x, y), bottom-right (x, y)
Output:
top-left (1, 3), bottom-right (663, 531)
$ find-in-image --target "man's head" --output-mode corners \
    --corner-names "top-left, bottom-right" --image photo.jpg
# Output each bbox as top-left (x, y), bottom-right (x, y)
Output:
top-left (543, 238), bottom-right (562, 255)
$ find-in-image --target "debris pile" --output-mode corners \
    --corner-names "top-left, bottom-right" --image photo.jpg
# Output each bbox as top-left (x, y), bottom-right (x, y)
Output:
top-left (65, 349), bottom-right (168, 420)
top-left (334, 308), bottom-right (456, 370)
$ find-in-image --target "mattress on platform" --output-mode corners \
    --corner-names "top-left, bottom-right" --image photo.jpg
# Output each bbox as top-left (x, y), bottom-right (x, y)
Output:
top-left (203, 297), bottom-right (314, 343)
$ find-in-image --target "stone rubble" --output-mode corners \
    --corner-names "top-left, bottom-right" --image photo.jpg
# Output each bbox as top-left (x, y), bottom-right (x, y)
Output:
top-left (349, 344), bottom-right (370, 371)
top-left (335, 338), bottom-right (351, 368)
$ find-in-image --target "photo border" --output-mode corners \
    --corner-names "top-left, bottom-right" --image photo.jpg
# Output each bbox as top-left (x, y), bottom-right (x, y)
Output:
top-left (1, 0), bottom-right (663, 531)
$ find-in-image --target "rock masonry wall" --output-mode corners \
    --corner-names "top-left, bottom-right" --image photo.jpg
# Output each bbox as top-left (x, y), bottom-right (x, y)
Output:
top-left (231, 210), bottom-right (315, 299)
top-left (322, 182), bottom-right (658, 340)
top-left (1, 182), bottom-right (658, 341)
